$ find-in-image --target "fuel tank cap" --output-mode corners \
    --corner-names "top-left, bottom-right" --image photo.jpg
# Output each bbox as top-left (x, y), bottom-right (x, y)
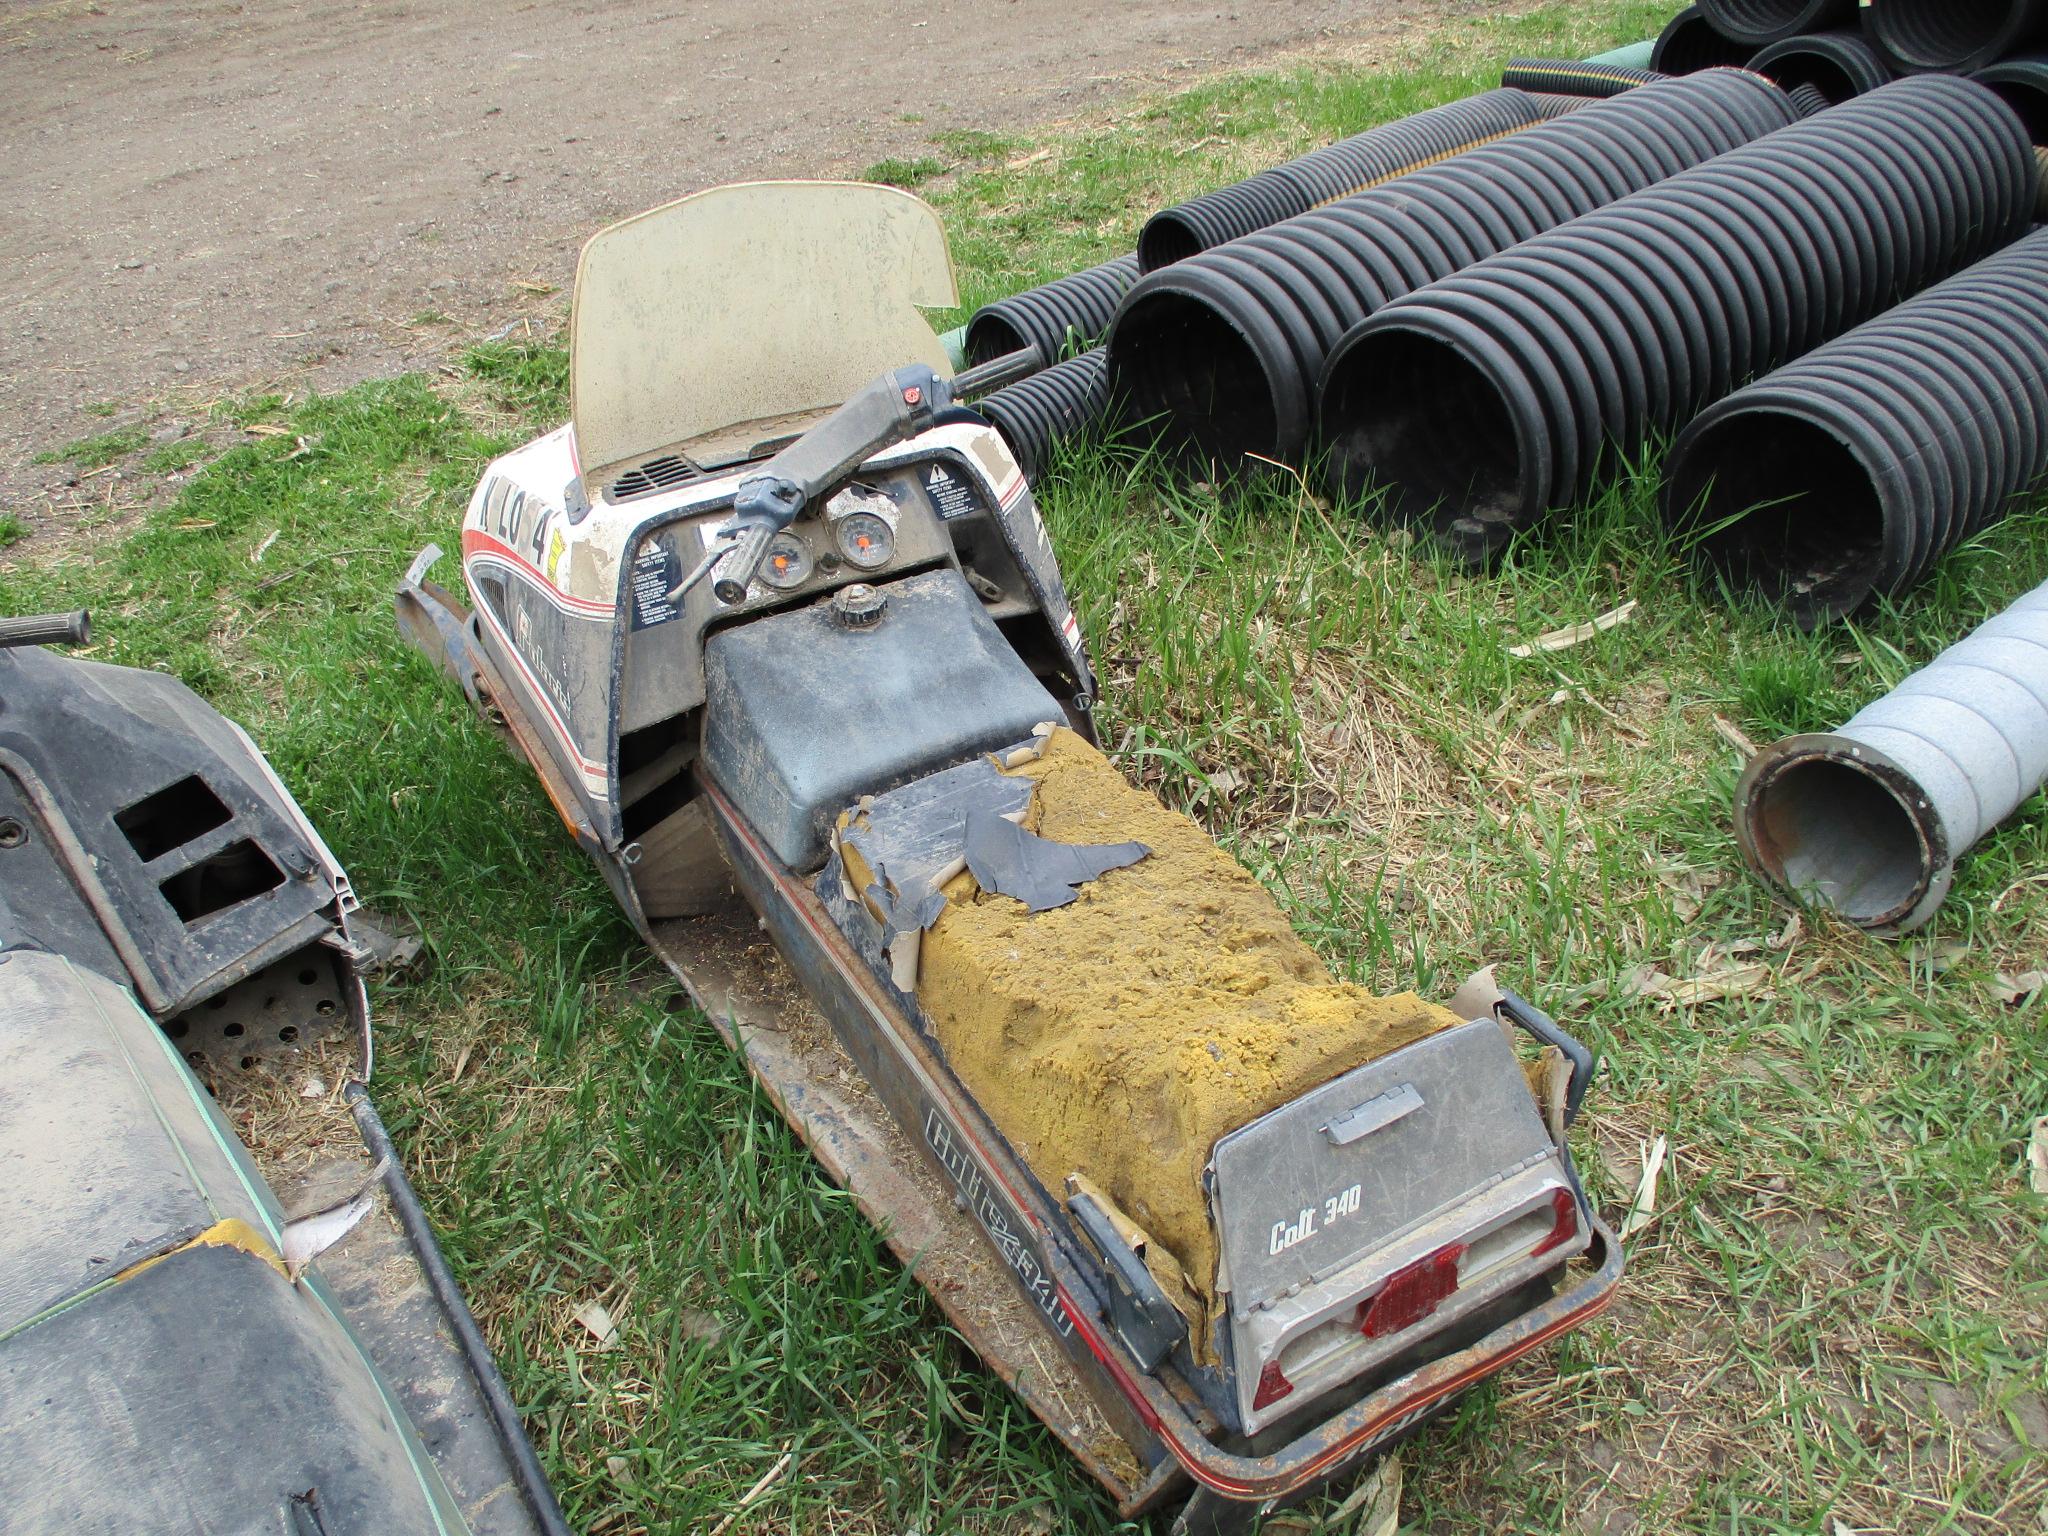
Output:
top-left (831, 583), bottom-right (888, 630)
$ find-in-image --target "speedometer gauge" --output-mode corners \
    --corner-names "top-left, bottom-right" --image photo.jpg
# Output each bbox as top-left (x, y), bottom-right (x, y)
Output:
top-left (759, 532), bottom-right (813, 589)
top-left (835, 511), bottom-right (895, 570)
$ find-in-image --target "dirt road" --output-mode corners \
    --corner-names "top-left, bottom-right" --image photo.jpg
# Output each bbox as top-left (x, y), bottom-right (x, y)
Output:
top-left (0, 0), bottom-right (1462, 540)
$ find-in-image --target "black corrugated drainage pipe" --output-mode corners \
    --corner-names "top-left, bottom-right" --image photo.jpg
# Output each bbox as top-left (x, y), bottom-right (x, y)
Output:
top-left (1527, 94), bottom-right (1598, 119)
top-left (1735, 577), bottom-right (2048, 933)
top-left (1499, 59), bottom-right (1668, 98)
top-left (1135, 90), bottom-right (1546, 272)
top-left (1318, 75), bottom-right (2036, 565)
top-left (1976, 54), bottom-right (2048, 141)
top-left (1747, 30), bottom-right (1894, 103)
top-left (1662, 231), bottom-right (2048, 625)
top-left (1783, 81), bottom-right (1834, 117)
top-left (1654, 6), bottom-right (1758, 73)
top-left (1698, 0), bottom-right (1858, 45)
top-left (975, 349), bottom-right (1114, 481)
top-left (1106, 69), bottom-right (1797, 476)
top-left (1862, 0), bottom-right (2048, 74)
top-left (965, 255), bottom-right (1140, 367)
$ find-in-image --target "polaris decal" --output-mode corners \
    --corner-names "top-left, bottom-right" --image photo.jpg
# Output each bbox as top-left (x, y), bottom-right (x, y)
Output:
top-left (923, 1106), bottom-right (1074, 1337)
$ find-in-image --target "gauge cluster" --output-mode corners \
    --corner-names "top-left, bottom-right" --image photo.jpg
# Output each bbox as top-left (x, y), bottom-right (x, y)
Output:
top-left (709, 470), bottom-right (955, 606)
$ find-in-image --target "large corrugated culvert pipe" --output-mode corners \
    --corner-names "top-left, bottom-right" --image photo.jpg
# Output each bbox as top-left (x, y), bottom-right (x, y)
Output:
top-left (1135, 89), bottom-right (1548, 272)
top-left (1498, 59), bottom-right (1668, 98)
top-left (1527, 93), bottom-right (1599, 119)
top-left (974, 348), bottom-right (1114, 481)
top-left (1698, 0), bottom-right (1858, 45)
top-left (1317, 75), bottom-right (2036, 565)
top-left (1976, 54), bottom-right (2048, 141)
top-left (1661, 231), bottom-right (2048, 625)
top-left (1105, 69), bottom-right (1797, 475)
top-left (1736, 578), bottom-right (2048, 933)
top-left (964, 255), bottom-right (1140, 367)
top-left (1653, 6), bottom-right (1759, 73)
top-left (1747, 30), bottom-right (1895, 103)
top-left (1862, 0), bottom-right (2048, 73)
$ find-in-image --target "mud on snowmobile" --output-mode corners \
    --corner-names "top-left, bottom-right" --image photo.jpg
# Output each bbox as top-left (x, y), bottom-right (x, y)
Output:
top-left (399, 181), bottom-right (1624, 1527)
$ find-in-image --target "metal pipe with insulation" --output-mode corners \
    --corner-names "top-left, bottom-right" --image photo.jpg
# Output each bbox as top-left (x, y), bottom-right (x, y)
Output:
top-left (1736, 581), bottom-right (2048, 933)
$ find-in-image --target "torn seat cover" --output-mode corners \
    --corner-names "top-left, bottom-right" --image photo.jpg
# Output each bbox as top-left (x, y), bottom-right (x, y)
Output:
top-left (832, 728), bottom-right (1462, 1344)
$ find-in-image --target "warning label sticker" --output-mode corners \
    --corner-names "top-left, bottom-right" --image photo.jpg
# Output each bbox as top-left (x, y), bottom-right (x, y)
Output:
top-left (926, 462), bottom-right (980, 521)
top-left (629, 537), bottom-right (680, 630)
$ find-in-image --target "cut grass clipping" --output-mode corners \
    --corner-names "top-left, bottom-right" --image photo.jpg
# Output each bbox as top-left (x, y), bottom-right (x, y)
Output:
top-left (4, 3), bottom-right (2044, 1531)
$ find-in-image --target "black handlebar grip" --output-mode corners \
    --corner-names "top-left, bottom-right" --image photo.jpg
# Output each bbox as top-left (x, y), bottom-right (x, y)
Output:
top-left (711, 523), bottom-right (776, 606)
top-left (0, 610), bottom-right (90, 649)
top-left (951, 345), bottom-right (1044, 400)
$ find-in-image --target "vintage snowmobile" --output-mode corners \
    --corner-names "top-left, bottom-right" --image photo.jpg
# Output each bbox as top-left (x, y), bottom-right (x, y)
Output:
top-left (399, 181), bottom-right (1624, 1528)
top-left (0, 610), bottom-right (568, 1536)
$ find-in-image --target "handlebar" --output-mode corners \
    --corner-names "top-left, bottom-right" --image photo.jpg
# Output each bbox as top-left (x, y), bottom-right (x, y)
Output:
top-left (0, 611), bottom-right (91, 649)
top-left (665, 345), bottom-right (1051, 607)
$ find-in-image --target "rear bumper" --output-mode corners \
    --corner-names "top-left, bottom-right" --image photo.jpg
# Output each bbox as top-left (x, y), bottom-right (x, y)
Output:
top-left (1081, 1215), bottom-right (1622, 1503)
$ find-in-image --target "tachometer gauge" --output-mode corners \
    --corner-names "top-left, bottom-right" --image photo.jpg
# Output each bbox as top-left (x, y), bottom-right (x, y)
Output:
top-left (835, 511), bottom-right (895, 570)
top-left (759, 532), bottom-right (813, 589)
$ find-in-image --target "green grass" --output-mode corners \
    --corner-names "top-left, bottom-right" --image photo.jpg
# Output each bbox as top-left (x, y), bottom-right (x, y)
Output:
top-left (4, 3), bottom-right (2044, 1531)
top-left (34, 425), bottom-right (147, 471)
top-left (144, 439), bottom-right (208, 476)
top-left (862, 155), bottom-right (950, 189)
top-left (0, 516), bottom-right (21, 549)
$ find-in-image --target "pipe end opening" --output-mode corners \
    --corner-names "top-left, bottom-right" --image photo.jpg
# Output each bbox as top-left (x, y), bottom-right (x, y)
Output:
top-left (964, 315), bottom-right (1030, 368)
top-left (1742, 749), bottom-right (1939, 929)
top-left (1110, 290), bottom-right (1283, 475)
top-left (1138, 216), bottom-right (1204, 273)
top-left (1320, 326), bottom-right (1529, 560)
top-left (1669, 410), bottom-right (1887, 628)
top-left (1868, 0), bottom-right (2013, 71)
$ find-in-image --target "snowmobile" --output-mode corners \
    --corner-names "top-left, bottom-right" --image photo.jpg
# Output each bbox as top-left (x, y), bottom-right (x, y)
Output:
top-left (399, 181), bottom-right (1624, 1528)
top-left (0, 609), bottom-right (567, 1536)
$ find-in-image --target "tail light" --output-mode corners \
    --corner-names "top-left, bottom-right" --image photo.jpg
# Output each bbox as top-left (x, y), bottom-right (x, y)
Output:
top-left (1358, 1241), bottom-right (1467, 1340)
top-left (1252, 1360), bottom-right (1294, 1411)
top-left (1530, 1186), bottom-right (1580, 1259)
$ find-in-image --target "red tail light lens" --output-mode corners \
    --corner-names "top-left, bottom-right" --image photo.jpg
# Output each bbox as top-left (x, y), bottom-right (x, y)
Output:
top-left (1252, 1360), bottom-right (1294, 1411)
top-left (1359, 1242), bottom-right (1467, 1340)
top-left (1531, 1186), bottom-right (1580, 1259)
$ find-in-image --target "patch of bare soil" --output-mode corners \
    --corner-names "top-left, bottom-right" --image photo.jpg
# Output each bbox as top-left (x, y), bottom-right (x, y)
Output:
top-left (0, 0), bottom-right (1471, 550)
